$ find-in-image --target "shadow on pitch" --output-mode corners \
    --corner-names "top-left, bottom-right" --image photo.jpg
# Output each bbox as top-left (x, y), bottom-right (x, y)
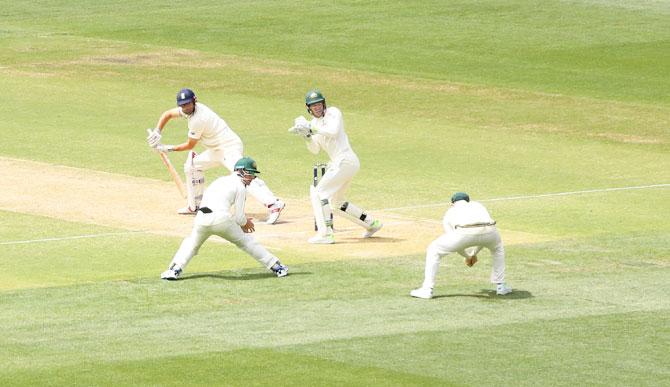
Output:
top-left (335, 236), bottom-right (404, 244)
top-left (433, 289), bottom-right (533, 300)
top-left (247, 213), bottom-right (291, 225)
top-left (181, 271), bottom-right (312, 281)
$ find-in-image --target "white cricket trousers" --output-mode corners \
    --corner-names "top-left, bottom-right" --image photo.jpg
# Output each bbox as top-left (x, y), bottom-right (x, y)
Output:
top-left (193, 146), bottom-right (277, 206)
top-left (421, 226), bottom-right (505, 289)
top-left (313, 153), bottom-right (376, 230)
top-left (171, 213), bottom-right (279, 271)
top-left (315, 154), bottom-right (359, 202)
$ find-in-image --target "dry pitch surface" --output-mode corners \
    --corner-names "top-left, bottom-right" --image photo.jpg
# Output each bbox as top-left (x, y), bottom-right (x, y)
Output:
top-left (0, 157), bottom-right (546, 262)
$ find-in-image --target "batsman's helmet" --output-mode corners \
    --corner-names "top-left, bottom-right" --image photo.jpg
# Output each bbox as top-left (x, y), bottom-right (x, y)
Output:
top-left (451, 192), bottom-right (470, 203)
top-left (176, 88), bottom-right (196, 106)
top-left (234, 156), bottom-right (261, 175)
top-left (305, 89), bottom-right (325, 106)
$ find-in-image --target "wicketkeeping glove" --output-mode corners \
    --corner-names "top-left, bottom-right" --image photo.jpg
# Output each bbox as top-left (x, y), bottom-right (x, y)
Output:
top-left (288, 116), bottom-right (313, 138)
top-left (288, 125), bottom-right (312, 137)
top-left (294, 116), bottom-right (309, 128)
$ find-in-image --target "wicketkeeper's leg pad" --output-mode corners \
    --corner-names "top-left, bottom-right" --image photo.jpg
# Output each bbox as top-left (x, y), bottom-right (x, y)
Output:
top-left (310, 185), bottom-right (333, 235)
top-left (332, 200), bottom-right (375, 229)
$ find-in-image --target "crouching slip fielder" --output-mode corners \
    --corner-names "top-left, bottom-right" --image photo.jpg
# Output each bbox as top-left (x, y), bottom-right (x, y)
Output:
top-left (289, 89), bottom-right (382, 244)
top-left (161, 157), bottom-right (288, 280)
top-left (147, 88), bottom-right (285, 224)
top-left (410, 192), bottom-right (512, 299)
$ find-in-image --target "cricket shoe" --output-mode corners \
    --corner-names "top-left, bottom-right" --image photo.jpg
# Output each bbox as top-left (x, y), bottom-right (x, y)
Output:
top-left (410, 287), bottom-right (433, 299)
top-left (177, 206), bottom-right (197, 215)
top-left (362, 220), bottom-right (383, 238)
top-left (308, 233), bottom-right (335, 244)
top-left (496, 283), bottom-right (512, 295)
top-left (161, 267), bottom-right (182, 280)
top-left (271, 263), bottom-right (289, 278)
top-left (266, 200), bottom-right (285, 225)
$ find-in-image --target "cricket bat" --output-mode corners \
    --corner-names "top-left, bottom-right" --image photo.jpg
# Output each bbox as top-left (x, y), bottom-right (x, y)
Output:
top-left (147, 129), bottom-right (186, 198)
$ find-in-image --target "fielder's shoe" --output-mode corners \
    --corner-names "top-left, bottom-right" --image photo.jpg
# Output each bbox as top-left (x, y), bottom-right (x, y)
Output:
top-left (161, 267), bottom-right (182, 280)
top-left (177, 206), bottom-right (197, 215)
top-left (362, 220), bottom-right (383, 238)
top-left (271, 263), bottom-right (289, 278)
top-left (308, 233), bottom-right (335, 244)
top-left (410, 287), bottom-right (433, 299)
top-left (266, 200), bottom-right (285, 225)
top-left (496, 283), bottom-right (512, 295)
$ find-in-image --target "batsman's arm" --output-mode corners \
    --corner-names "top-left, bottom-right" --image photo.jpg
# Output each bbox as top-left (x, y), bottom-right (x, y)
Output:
top-left (155, 108), bottom-right (182, 132)
top-left (169, 137), bottom-right (198, 152)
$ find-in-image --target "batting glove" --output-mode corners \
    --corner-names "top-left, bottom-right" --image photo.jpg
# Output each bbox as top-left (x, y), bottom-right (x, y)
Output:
top-left (146, 128), bottom-right (162, 147)
top-left (154, 143), bottom-right (175, 153)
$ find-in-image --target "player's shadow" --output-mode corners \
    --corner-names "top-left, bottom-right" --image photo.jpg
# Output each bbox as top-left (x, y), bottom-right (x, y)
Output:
top-left (434, 289), bottom-right (533, 300)
top-left (336, 236), bottom-right (404, 244)
top-left (247, 213), bottom-right (288, 224)
top-left (181, 271), bottom-right (311, 281)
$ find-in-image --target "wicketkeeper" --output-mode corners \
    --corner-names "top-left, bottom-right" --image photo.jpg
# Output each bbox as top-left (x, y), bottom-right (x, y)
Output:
top-left (289, 89), bottom-right (382, 244)
top-left (161, 157), bottom-right (289, 280)
top-left (410, 192), bottom-right (512, 299)
top-left (147, 88), bottom-right (285, 224)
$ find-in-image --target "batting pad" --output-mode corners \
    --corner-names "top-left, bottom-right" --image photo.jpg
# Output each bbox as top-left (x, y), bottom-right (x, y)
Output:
top-left (184, 151), bottom-right (205, 210)
top-left (247, 178), bottom-right (276, 207)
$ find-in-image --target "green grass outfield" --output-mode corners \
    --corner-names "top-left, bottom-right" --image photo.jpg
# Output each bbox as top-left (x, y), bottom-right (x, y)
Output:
top-left (1, 1), bottom-right (669, 385)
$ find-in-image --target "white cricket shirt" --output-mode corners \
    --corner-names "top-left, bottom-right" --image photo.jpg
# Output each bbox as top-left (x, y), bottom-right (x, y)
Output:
top-left (443, 201), bottom-right (495, 232)
top-left (308, 106), bottom-right (356, 161)
top-left (199, 174), bottom-right (248, 226)
top-left (181, 102), bottom-right (241, 149)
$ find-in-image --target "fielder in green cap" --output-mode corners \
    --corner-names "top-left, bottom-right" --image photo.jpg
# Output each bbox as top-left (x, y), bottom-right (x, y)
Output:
top-left (450, 192), bottom-right (470, 203)
top-left (160, 156), bottom-right (289, 281)
top-left (410, 192), bottom-right (512, 299)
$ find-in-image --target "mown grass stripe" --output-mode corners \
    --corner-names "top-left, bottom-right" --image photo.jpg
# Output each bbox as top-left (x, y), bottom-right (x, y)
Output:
top-left (0, 231), bottom-right (146, 245)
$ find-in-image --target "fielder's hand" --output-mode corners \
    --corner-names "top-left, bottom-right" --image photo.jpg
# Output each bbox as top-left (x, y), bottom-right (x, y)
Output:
top-left (146, 128), bottom-right (162, 147)
top-left (464, 255), bottom-right (478, 267)
top-left (242, 218), bottom-right (255, 233)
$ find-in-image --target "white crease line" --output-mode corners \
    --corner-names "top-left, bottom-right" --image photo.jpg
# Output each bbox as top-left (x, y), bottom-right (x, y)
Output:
top-left (377, 183), bottom-right (670, 212)
top-left (0, 231), bottom-right (147, 245)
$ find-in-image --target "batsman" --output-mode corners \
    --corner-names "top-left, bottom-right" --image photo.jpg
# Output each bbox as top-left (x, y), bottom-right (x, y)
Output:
top-left (147, 88), bottom-right (285, 224)
top-left (289, 89), bottom-right (382, 244)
